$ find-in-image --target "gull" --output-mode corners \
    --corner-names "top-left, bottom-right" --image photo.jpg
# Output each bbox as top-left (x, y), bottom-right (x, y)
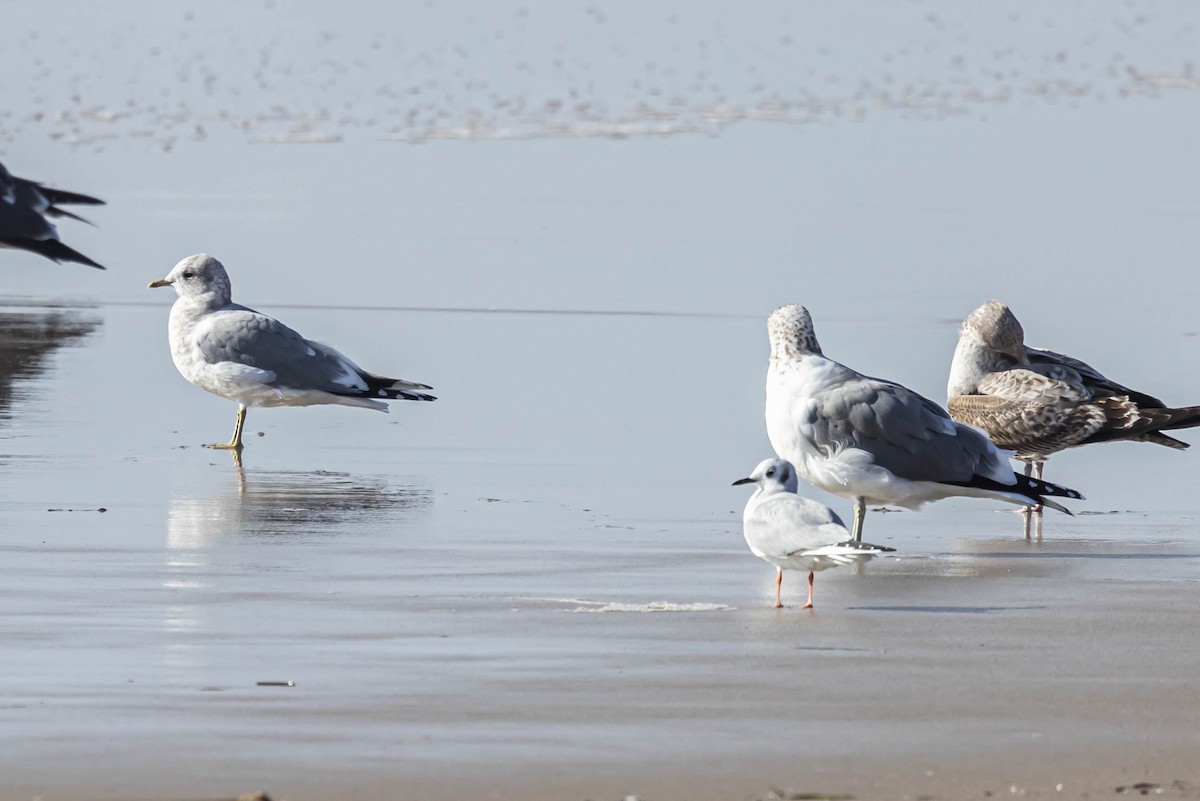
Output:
top-left (764, 304), bottom-right (1083, 542)
top-left (0, 160), bottom-right (105, 269)
top-left (733, 458), bottom-right (894, 608)
top-left (947, 300), bottom-right (1200, 526)
top-left (149, 254), bottom-right (435, 450)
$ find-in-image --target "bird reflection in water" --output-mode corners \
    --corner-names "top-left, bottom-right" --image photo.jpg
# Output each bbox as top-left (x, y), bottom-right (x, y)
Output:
top-left (166, 458), bottom-right (431, 551)
top-left (160, 459), bottom-right (430, 678)
top-left (0, 303), bottom-right (101, 425)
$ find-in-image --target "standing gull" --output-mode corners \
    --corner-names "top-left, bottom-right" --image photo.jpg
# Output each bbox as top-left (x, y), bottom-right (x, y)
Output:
top-left (149, 254), bottom-right (435, 450)
top-left (947, 300), bottom-right (1200, 528)
top-left (0, 160), bottom-right (105, 269)
top-left (764, 304), bottom-right (1082, 542)
top-left (734, 458), bottom-right (894, 609)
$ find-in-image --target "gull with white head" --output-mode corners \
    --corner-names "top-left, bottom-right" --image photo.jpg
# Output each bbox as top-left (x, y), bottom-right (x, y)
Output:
top-left (763, 304), bottom-right (1083, 542)
top-left (733, 458), bottom-right (894, 609)
top-left (149, 254), bottom-right (435, 450)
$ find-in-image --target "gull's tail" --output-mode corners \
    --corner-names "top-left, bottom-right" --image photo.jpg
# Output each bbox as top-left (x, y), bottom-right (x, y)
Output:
top-left (1157, 405), bottom-right (1200, 432)
top-left (356, 373), bottom-right (437, 403)
top-left (44, 206), bottom-right (96, 226)
top-left (947, 473), bottom-right (1083, 515)
top-left (795, 541), bottom-right (896, 565)
top-left (1081, 398), bottom-right (1200, 449)
top-left (1134, 404), bottom-right (1200, 441)
top-left (29, 184), bottom-right (106, 207)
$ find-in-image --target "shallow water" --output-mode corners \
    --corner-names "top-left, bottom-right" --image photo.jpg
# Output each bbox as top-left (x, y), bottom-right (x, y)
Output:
top-left (4, 297), bottom-right (1200, 799)
top-left (4, 2), bottom-right (1200, 799)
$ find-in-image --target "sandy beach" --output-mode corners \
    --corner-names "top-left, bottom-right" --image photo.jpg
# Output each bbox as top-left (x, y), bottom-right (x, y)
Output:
top-left (4, 304), bottom-right (1200, 801)
top-left (3, 2), bottom-right (1200, 799)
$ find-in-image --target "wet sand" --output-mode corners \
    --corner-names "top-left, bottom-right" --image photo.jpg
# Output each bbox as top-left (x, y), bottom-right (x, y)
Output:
top-left (4, 1), bottom-right (1200, 795)
top-left (8, 506), bottom-right (1200, 801)
top-left (3, 302), bottom-right (1200, 801)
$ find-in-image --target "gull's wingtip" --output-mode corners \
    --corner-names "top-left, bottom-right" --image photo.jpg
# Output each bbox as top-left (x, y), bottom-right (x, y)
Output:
top-left (1040, 497), bottom-right (1073, 515)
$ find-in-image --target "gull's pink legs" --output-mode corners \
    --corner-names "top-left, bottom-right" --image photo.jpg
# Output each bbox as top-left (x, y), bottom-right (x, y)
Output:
top-left (774, 569), bottom-right (815, 609)
top-left (1020, 461), bottom-right (1046, 540)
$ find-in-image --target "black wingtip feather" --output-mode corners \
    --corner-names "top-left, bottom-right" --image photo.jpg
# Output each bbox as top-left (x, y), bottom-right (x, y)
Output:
top-left (0, 237), bottom-right (105, 269)
top-left (45, 206), bottom-right (95, 226)
top-left (358, 373), bottom-right (436, 402)
top-left (393, 390), bottom-right (437, 402)
top-left (37, 186), bottom-right (106, 206)
top-left (1012, 473), bottom-right (1084, 501)
top-left (945, 472), bottom-right (1084, 506)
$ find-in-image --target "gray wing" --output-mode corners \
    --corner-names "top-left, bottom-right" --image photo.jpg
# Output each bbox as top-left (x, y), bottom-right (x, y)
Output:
top-left (746, 494), bottom-right (848, 556)
top-left (804, 374), bottom-right (1009, 484)
top-left (194, 306), bottom-right (369, 394)
top-left (1025, 345), bottom-right (1165, 407)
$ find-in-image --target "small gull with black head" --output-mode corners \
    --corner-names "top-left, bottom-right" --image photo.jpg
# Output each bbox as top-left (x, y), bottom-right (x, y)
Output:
top-left (733, 458), bottom-right (894, 609)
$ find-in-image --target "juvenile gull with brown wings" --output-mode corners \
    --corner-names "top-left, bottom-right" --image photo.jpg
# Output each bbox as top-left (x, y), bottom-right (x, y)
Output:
top-left (149, 254), bottom-right (435, 450)
top-left (947, 300), bottom-right (1200, 514)
top-left (764, 304), bottom-right (1082, 543)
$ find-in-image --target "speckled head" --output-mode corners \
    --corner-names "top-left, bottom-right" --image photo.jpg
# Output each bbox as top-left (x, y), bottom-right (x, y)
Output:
top-left (768, 304), bottom-right (822, 359)
top-left (962, 299), bottom-right (1025, 357)
top-left (149, 253), bottom-right (233, 307)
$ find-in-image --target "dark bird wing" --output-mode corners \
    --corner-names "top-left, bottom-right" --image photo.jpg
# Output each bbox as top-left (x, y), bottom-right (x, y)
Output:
top-left (13, 178), bottom-right (105, 207)
top-left (1025, 345), bottom-right (1166, 407)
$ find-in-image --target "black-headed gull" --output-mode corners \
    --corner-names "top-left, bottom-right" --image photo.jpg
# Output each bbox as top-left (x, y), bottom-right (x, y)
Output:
top-left (734, 458), bottom-right (894, 608)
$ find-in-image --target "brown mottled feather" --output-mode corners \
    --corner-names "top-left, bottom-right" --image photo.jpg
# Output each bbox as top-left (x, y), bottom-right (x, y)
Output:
top-left (948, 389), bottom-right (1107, 461)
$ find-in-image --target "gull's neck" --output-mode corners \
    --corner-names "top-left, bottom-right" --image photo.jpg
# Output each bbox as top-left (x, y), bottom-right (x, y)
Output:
top-left (755, 480), bottom-right (791, 500)
top-left (770, 341), bottom-right (824, 364)
top-left (745, 483), bottom-right (789, 520)
top-left (946, 335), bottom-right (1020, 397)
top-left (174, 290), bottom-right (232, 316)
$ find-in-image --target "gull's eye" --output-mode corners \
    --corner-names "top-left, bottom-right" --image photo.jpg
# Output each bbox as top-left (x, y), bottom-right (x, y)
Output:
top-left (181, 271), bottom-right (195, 279)
top-left (765, 468), bottom-right (775, 477)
